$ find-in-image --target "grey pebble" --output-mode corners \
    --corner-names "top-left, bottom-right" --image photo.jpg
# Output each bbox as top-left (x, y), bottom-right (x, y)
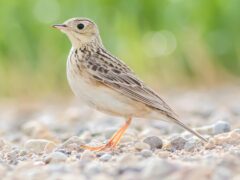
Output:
top-left (143, 136), bottom-right (163, 150)
top-left (184, 139), bottom-right (198, 152)
top-left (196, 120), bottom-right (231, 136)
top-left (24, 139), bottom-right (54, 154)
top-left (44, 152), bottom-right (67, 164)
top-left (170, 136), bottom-right (187, 151)
top-left (134, 142), bottom-right (150, 151)
top-left (61, 136), bottom-right (84, 148)
top-left (99, 153), bottom-right (112, 162)
top-left (212, 121), bottom-right (231, 135)
top-left (140, 149), bottom-right (152, 158)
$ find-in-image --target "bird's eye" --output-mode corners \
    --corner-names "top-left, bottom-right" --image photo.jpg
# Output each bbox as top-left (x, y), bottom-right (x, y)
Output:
top-left (77, 23), bottom-right (84, 30)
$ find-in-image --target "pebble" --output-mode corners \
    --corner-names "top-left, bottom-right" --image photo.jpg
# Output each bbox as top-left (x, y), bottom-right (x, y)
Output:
top-left (24, 139), bottom-right (56, 154)
top-left (140, 149), bottom-right (153, 158)
top-left (6, 149), bottom-right (19, 161)
top-left (143, 136), bottom-right (163, 150)
top-left (134, 142), bottom-right (150, 151)
top-left (44, 152), bottom-right (67, 164)
top-left (184, 139), bottom-right (198, 152)
top-left (1, 90), bottom-right (240, 179)
top-left (205, 139), bottom-right (216, 149)
top-left (212, 121), bottom-right (230, 135)
top-left (169, 136), bottom-right (187, 151)
top-left (157, 151), bottom-right (170, 159)
top-left (99, 154), bottom-right (112, 162)
top-left (61, 136), bottom-right (84, 151)
top-left (44, 142), bottom-right (57, 153)
top-left (212, 130), bottom-right (240, 145)
top-left (197, 121), bottom-right (231, 136)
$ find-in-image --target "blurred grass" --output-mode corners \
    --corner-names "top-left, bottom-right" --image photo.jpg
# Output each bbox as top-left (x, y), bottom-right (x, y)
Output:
top-left (0, 0), bottom-right (240, 97)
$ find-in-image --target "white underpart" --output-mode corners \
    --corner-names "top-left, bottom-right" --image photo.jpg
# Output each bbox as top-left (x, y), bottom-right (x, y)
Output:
top-left (66, 48), bottom-right (144, 117)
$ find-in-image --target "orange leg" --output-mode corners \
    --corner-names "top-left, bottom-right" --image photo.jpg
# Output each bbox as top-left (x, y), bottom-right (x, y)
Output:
top-left (80, 117), bottom-right (132, 151)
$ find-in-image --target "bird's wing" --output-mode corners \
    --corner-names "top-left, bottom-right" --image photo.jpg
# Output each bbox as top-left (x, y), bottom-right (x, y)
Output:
top-left (83, 48), bottom-right (177, 118)
top-left (82, 48), bottom-right (207, 142)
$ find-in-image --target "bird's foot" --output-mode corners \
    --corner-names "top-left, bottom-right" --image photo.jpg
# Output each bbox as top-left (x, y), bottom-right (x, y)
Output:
top-left (80, 117), bottom-right (132, 151)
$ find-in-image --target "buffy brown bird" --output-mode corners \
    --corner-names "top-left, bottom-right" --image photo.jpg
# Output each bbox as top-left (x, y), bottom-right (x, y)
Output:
top-left (53, 18), bottom-right (207, 151)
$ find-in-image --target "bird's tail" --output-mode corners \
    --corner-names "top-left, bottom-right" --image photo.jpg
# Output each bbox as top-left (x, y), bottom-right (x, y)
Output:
top-left (169, 115), bottom-right (208, 142)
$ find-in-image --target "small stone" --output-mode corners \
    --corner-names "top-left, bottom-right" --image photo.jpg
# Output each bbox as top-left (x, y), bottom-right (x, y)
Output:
top-left (134, 142), bottom-right (150, 151)
top-left (213, 130), bottom-right (240, 145)
top-left (212, 121), bottom-right (231, 135)
top-left (61, 136), bottom-right (83, 151)
top-left (157, 151), bottom-right (170, 158)
top-left (170, 136), bottom-right (187, 151)
top-left (24, 139), bottom-right (55, 154)
top-left (140, 149), bottom-right (152, 158)
top-left (19, 150), bottom-right (28, 156)
top-left (44, 141), bottom-right (57, 153)
top-left (197, 121), bottom-right (231, 136)
top-left (205, 139), bottom-right (216, 149)
top-left (143, 136), bottom-right (163, 150)
top-left (6, 150), bottom-right (18, 161)
top-left (62, 136), bottom-right (83, 147)
top-left (184, 139), bottom-right (198, 152)
top-left (44, 152), bottom-right (67, 164)
top-left (99, 153), bottom-right (112, 162)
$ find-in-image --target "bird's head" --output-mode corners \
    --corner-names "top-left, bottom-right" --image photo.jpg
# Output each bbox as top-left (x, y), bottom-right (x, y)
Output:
top-left (53, 18), bottom-right (102, 48)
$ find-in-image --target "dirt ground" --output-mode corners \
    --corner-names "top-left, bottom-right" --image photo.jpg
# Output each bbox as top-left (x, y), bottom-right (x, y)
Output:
top-left (0, 86), bottom-right (240, 180)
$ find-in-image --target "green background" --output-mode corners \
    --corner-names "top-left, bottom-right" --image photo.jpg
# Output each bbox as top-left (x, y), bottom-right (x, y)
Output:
top-left (0, 0), bottom-right (240, 97)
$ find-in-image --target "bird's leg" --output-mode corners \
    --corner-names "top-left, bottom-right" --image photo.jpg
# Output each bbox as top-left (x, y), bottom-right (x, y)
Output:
top-left (80, 117), bottom-right (132, 151)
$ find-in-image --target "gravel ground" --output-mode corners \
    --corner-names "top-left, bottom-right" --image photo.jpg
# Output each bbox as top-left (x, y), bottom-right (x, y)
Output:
top-left (0, 87), bottom-right (240, 180)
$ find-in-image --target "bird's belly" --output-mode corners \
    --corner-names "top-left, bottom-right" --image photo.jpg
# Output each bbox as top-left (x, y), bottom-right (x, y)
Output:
top-left (67, 69), bottom-right (148, 117)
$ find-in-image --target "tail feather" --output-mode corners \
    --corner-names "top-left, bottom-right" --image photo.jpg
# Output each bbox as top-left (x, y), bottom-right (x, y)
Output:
top-left (169, 116), bottom-right (208, 142)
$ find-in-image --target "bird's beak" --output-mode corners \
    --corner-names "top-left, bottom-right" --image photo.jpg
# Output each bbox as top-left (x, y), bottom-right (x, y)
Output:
top-left (52, 24), bottom-right (67, 29)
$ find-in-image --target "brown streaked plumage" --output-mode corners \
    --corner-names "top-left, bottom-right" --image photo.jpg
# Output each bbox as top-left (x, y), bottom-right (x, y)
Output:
top-left (53, 18), bottom-right (207, 151)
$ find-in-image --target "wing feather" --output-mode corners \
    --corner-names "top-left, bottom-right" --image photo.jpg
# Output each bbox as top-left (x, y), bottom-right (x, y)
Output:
top-left (79, 48), bottom-right (207, 142)
top-left (84, 49), bottom-right (177, 118)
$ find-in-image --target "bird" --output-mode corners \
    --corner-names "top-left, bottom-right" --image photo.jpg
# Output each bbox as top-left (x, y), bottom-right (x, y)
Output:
top-left (52, 17), bottom-right (207, 151)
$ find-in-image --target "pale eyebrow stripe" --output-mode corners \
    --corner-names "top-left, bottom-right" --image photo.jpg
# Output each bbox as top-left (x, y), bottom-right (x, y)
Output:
top-left (75, 19), bottom-right (93, 23)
